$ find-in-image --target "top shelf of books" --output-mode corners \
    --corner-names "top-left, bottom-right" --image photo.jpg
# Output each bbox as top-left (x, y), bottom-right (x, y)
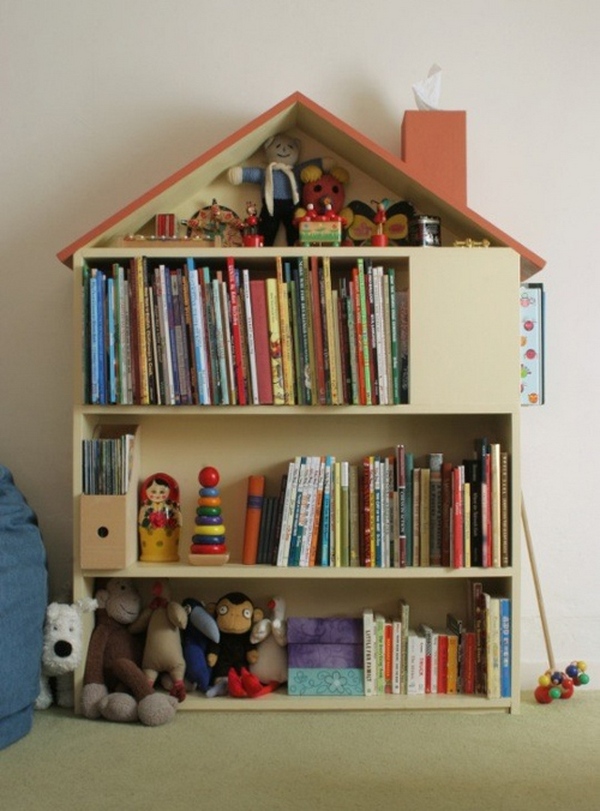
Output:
top-left (77, 247), bottom-right (521, 411)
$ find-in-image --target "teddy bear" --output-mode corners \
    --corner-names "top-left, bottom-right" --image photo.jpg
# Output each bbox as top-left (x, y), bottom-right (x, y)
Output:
top-left (82, 577), bottom-right (178, 726)
top-left (128, 578), bottom-right (188, 702)
top-left (228, 133), bottom-right (331, 246)
top-left (204, 591), bottom-right (263, 697)
top-left (35, 597), bottom-right (97, 710)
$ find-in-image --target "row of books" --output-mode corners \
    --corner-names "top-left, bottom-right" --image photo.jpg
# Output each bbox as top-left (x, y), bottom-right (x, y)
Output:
top-left (82, 433), bottom-right (135, 495)
top-left (363, 587), bottom-right (511, 698)
top-left (82, 255), bottom-right (408, 406)
top-left (242, 437), bottom-right (510, 568)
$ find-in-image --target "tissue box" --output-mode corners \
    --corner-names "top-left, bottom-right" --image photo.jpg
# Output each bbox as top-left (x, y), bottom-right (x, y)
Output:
top-left (287, 617), bottom-right (364, 696)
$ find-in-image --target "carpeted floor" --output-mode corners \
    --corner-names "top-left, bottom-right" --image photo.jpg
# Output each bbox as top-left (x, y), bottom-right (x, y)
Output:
top-left (1, 691), bottom-right (599, 811)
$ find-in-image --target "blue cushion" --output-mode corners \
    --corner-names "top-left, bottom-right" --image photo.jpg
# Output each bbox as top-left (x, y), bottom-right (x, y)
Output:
top-left (0, 465), bottom-right (47, 749)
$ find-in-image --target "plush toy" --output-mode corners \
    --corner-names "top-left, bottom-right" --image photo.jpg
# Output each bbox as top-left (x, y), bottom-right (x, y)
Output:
top-left (36, 597), bottom-right (97, 710)
top-left (205, 591), bottom-right (263, 697)
top-left (128, 578), bottom-right (188, 702)
top-left (240, 596), bottom-right (288, 698)
top-left (295, 164), bottom-right (352, 223)
top-left (82, 578), bottom-right (178, 726)
top-left (228, 133), bottom-right (331, 246)
top-left (179, 597), bottom-right (220, 694)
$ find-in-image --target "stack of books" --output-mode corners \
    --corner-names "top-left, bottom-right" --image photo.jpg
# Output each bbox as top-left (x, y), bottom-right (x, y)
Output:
top-left (362, 587), bottom-right (511, 698)
top-left (241, 436), bottom-right (511, 569)
top-left (82, 255), bottom-right (409, 407)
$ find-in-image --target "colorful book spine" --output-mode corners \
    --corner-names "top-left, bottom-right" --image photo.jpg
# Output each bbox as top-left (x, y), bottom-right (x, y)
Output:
top-left (276, 256), bottom-right (294, 404)
top-left (227, 257), bottom-right (247, 406)
top-left (249, 279), bottom-right (274, 405)
top-left (265, 277), bottom-right (285, 405)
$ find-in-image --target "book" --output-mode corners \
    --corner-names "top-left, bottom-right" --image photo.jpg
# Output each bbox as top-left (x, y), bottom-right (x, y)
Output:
top-left (322, 256), bottom-right (340, 404)
top-left (397, 289), bottom-right (409, 403)
top-left (241, 475), bottom-right (266, 565)
top-left (226, 257), bottom-right (247, 405)
top-left (419, 467), bottom-right (431, 566)
top-left (452, 464), bottom-right (465, 568)
top-left (363, 608), bottom-right (377, 696)
top-left (472, 581), bottom-right (487, 695)
top-left (436, 632), bottom-right (449, 694)
top-left (500, 451), bottom-right (510, 567)
top-left (486, 594), bottom-right (501, 699)
top-left (490, 442), bottom-right (502, 567)
top-left (309, 256), bottom-right (327, 404)
top-left (276, 256), bottom-right (295, 404)
top-left (499, 597), bottom-right (511, 697)
top-left (294, 258), bottom-right (313, 404)
top-left (446, 630), bottom-right (459, 694)
top-left (407, 630), bottom-right (426, 694)
top-left (398, 598), bottom-right (410, 694)
top-left (319, 455), bottom-right (334, 566)
top-left (441, 461), bottom-right (453, 567)
top-left (520, 282), bottom-right (545, 405)
top-left (186, 259), bottom-right (210, 405)
top-left (418, 623), bottom-right (434, 694)
top-left (276, 458), bottom-right (301, 566)
top-left (428, 452), bottom-right (443, 565)
top-left (242, 269), bottom-right (259, 404)
top-left (211, 277), bottom-right (229, 404)
top-left (249, 279), bottom-right (274, 404)
top-left (218, 276), bottom-right (236, 403)
top-left (461, 630), bottom-right (476, 695)
top-left (391, 617), bottom-right (403, 694)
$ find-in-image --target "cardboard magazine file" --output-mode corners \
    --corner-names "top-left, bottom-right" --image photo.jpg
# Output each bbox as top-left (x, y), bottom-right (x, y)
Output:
top-left (79, 425), bottom-right (140, 569)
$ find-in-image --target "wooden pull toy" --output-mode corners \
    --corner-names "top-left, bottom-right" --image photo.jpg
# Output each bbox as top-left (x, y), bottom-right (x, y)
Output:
top-left (522, 494), bottom-right (590, 703)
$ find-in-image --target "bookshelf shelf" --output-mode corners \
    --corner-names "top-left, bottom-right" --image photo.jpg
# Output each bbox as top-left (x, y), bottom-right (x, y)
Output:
top-left (173, 689), bottom-right (513, 713)
top-left (81, 562), bottom-right (516, 581)
top-left (62, 96), bottom-right (545, 716)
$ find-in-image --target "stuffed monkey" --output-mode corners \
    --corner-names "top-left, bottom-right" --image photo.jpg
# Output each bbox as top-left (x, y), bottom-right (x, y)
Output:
top-left (128, 578), bottom-right (188, 702)
top-left (205, 591), bottom-right (263, 697)
top-left (82, 578), bottom-right (178, 726)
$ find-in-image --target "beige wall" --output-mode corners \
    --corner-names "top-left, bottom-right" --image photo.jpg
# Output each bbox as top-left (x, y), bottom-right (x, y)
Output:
top-left (2, 0), bottom-right (599, 687)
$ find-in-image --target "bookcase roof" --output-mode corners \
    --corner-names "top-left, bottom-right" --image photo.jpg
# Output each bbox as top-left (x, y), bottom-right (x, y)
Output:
top-left (57, 91), bottom-right (545, 278)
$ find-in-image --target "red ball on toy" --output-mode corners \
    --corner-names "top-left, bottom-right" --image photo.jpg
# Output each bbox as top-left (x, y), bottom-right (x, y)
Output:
top-left (560, 678), bottom-right (574, 699)
top-left (535, 684), bottom-right (554, 704)
top-left (199, 466), bottom-right (220, 488)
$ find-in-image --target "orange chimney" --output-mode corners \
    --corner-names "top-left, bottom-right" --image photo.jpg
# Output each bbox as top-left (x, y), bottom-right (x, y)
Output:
top-left (401, 111), bottom-right (467, 205)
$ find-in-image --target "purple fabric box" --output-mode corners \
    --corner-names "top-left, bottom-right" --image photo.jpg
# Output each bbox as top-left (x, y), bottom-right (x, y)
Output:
top-left (287, 617), bottom-right (363, 645)
top-left (287, 618), bottom-right (364, 696)
top-left (288, 643), bottom-right (363, 669)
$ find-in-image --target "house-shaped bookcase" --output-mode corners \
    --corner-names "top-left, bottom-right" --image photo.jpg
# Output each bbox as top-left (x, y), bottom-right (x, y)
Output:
top-left (58, 91), bottom-right (544, 280)
top-left (64, 92), bottom-right (545, 715)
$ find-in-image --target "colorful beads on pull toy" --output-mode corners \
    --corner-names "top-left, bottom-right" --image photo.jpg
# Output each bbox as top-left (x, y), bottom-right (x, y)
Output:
top-left (188, 467), bottom-right (230, 566)
top-left (534, 661), bottom-right (589, 703)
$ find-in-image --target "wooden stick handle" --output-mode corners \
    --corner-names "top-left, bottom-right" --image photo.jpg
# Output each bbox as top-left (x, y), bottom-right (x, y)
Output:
top-left (521, 492), bottom-right (556, 671)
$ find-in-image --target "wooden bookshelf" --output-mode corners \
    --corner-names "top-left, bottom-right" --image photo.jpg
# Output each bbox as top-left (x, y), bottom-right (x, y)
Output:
top-left (60, 94), bottom-right (544, 715)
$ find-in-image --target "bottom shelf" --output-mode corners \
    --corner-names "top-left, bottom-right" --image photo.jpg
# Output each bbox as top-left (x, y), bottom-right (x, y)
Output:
top-left (152, 688), bottom-right (517, 713)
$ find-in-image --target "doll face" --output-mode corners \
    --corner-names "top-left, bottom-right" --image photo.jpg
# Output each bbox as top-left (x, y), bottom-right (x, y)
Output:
top-left (302, 173), bottom-right (346, 215)
top-left (263, 134), bottom-right (300, 166)
top-left (147, 480), bottom-right (170, 505)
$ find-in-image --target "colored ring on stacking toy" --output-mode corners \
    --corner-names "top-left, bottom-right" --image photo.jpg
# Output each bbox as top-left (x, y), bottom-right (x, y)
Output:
top-left (198, 497), bottom-right (221, 508)
top-left (190, 543), bottom-right (227, 554)
top-left (197, 506), bottom-right (221, 516)
top-left (193, 524), bottom-right (226, 536)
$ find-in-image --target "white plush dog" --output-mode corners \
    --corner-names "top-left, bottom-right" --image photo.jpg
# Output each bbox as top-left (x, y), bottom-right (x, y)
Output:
top-left (35, 598), bottom-right (97, 709)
